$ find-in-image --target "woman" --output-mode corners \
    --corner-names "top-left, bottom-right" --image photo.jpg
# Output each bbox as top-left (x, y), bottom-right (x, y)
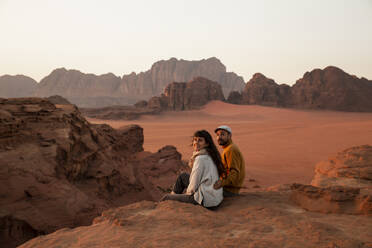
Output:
top-left (161, 130), bottom-right (225, 208)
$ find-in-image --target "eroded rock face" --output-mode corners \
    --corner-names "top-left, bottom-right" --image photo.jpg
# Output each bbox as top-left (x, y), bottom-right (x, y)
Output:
top-left (291, 66), bottom-right (372, 112)
top-left (235, 66), bottom-right (372, 112)
top-left (119, 57), bottom-right (245, 99)
top-left (19, 193), bottom-right (372, 248)
top-left (241, 73), bottom-right (291, 106)
top-left (0, 75), bottom-right (37, 98)
top-left (46, 95), bottom-right (71, 105)
top-left (290, 184), bottom-right (371, 215)
top-left (163, 77), bottom-right (225, 111)
top-left (0, 98), bottom-right (185, 247)
top-left (311, 145), bottom-right (372, 188)
top-left (32, 58), bottom-right (245, 107)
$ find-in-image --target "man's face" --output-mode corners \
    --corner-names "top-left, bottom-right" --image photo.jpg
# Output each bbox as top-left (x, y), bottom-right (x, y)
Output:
top-left (216, 130), bottom-right (231, 146)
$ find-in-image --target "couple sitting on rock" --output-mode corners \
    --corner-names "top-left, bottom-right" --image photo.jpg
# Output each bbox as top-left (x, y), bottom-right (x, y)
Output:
top-left (161, 125), bottom-right (245, 208)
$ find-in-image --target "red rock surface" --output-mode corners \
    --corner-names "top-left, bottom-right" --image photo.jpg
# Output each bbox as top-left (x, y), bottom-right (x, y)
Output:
top-left (19, 193), bottom-right (372, 248)
top-left (0, 98), bottom-right (186, 247)
top-left (311, 145), bottom-right (372, 188)
top-left (290, 184), bottom-right (371, 215)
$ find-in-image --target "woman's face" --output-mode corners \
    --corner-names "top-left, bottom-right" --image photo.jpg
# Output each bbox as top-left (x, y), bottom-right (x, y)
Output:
top-left (193, 136), bottom-right (208, 151)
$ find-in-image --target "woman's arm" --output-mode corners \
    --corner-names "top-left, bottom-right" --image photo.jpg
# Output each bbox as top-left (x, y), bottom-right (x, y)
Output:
top-left (186, 156), bottom-right (205, 194)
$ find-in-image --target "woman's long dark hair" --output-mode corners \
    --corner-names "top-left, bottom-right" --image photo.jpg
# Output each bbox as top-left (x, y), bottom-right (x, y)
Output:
top-left (193, 130), bottom-right (225, 176)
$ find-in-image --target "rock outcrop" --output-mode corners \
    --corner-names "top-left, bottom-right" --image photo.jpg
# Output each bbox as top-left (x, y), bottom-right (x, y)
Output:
top-left (240, 73), bottom-right (291, 106)
top-left (290, 184), bottom-right (371, 215)
top-left (0, 75), bottom-right (37, 98)
top-left (291, 66), bottom-right (372, 111)
top-left (46, 95), bottom-right (71, 105)
top-left (0, 98), bottom-right (186, 247)
top-left (228, 66), bottom-right (372, 112)
top-left (290, 145), bottom-right (372, 215)
top-left (119, 57), bottom-right (245, 99)
top-left (31, 58), bottom-right (245, 107)
top-left (19, 193), bottom-right (372, 248)
top-left (81, 77), bottom-right (225, 120)
top-left (162, 77), bottom-right (225, 111)
top-left (311, 145), bottom-right (372, 188)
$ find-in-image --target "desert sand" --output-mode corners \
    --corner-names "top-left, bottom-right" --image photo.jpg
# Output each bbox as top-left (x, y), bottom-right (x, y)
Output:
top-left (88, 101), bottom-right (372, 189)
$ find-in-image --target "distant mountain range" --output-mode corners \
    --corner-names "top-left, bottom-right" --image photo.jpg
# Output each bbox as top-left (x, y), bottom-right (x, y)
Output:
top-left (0, 57), bottom-right (245, 107)
top-left (227, 66), bottom-right (372, 112)
top-left (1, 58), bottom-right (372, 112)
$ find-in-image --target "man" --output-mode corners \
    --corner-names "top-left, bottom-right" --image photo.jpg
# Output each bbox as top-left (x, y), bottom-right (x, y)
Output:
top-left (213, 125), bottom-right (245, 197)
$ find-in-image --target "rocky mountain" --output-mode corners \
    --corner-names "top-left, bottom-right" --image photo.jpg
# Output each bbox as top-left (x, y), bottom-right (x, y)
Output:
top-left (240, 73), bottom-right (291, 106)
top-left (0, 98), bottom-right (186, 247)
top-left (228, 66), bottom-right (372, 112)
top-left (19, 145), bottom-right (372, 248)
top-left (291, 66), bottom-right (372, 112)
top-left (0, 75), bottom-right (37, 98)
top-left (81, 77), bottom-right (225, 120)
top-left (32, 57), bottom-right (245, 107)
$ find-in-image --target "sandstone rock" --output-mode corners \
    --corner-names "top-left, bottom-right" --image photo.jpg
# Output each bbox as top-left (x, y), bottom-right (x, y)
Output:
top-left (0, 98), bottom-right (185, 247)
top-left (241, 73), bottom-right (291, 106)
top-left (311, 145), bottom-right (372, 188)
top-left (290, 183), bottom-right (371, 215)
top-left (46, 95), bottom-right (71, 105)
top-left (119, 57), bottom-right (245, 99)
top-left (0, 75), bottom-right (37, 98)
top-left (163, 77), bottom-right (225, 111)
top-left (32, 58), bottom-right (245, 108)
top-left (236, 66), bottom-right (372, 112)
top-left (291, 66), bottom-right (372, 112)
top-left (19, 192), bottom-right (372, 248)
top-left (226, 90), bottom-right (242, 104)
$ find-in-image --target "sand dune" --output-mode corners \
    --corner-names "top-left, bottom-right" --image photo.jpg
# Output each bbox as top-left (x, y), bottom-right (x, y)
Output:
top-left (88, 101), bottom-right (372, 189)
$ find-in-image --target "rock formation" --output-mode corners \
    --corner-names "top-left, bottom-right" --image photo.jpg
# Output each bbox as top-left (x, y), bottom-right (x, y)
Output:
top-left (0, 98), bottom-right (186, 247)
top-left (15, 144), bottom-right (372, 248)
top-left (240, 73), bottom-right (291, 106)
top-left (228, 66), bottom-right (372, 112)
top-left (118, 57), bottom-right (245, 99)
top-left (81, 77), bottom-right (225, 120)
top-left (46, 95), bottom-right (71, 105)
top-left (162, 77), bottom-right (225, 111)
top-left (19, 192), bottom-right (372, 248)
top-left (290, 145), bottom-right (372, 215)
top-left (0, 75), bottom-right (37, 98)
top-left (32, 58), bottom-right (245, 107)
top-left (311, 145), bottom-right (372, 188)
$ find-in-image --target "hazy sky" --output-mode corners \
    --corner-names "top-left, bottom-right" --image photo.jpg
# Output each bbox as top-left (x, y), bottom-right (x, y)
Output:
top-left (1, 0), bottom-right (371, 84)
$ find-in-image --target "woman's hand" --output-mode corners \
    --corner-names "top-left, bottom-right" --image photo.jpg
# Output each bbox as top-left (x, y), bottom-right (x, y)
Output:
top-left (213, 179), bottom-right (222, 189)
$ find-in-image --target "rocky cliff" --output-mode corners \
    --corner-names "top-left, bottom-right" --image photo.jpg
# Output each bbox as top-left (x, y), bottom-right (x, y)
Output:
top-left (0, 75), bottom-right (37, 98)
top-left (228, 66), bottom-right (372, 112)
top-left (81, 77), bottom-right (225, 120)
top-left (0, 98), bottom-right (186, 247)
top-left (119, 57), bottom-right (245, 99)
top-left (31, 58), bottom-right (245, 107)
top-left (19, 145), bottom-right (372, 248)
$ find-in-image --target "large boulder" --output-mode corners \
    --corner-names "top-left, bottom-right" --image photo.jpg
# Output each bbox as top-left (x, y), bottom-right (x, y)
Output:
top-left (311, 145), bottom-right (372, 188)
top-left (0, 98), bottom-right (185, 247)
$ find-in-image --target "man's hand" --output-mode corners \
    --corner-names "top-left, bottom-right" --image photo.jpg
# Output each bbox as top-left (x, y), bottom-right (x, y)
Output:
top-left (213, 179), bottom-right (223, 190)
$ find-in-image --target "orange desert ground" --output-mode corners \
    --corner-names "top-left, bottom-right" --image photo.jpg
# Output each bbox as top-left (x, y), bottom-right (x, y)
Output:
top-left (88, 101), bottom-right (372, 189)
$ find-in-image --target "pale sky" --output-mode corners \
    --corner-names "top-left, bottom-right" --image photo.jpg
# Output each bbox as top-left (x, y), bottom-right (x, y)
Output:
top-left (0, 0), bottom-right (371, 85)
